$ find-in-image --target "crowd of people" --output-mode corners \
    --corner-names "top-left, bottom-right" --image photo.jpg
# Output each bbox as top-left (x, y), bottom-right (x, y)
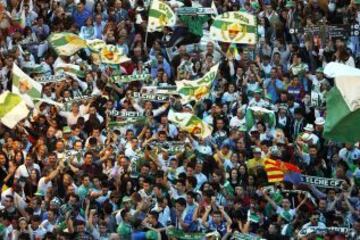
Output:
top-left (0, 0), bottom-right (360, 239)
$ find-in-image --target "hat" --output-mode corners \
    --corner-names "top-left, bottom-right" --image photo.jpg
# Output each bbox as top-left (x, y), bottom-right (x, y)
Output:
top-left (303, 123), bottom-right (314, 132)
top-left (301, 133), bottom-right (312, 141)
top-left (253, 147), bottom-right (261, 153)
top-left (63, 126), bottom-right (71, 134)
top-left (122, 196), bottom-right (132, 203)
top-left (314, 117), bottom-right (325, 125)
top-left (254, 88), bottom-right (262, 94)
top-left (50, 197), bottom-right (62, 207)
top-left (285, 0), bottom-right (295, 7)
top-left (316, 67), bottom-right (324, 73)
top-left (270, 146), bottom-right (281, 157)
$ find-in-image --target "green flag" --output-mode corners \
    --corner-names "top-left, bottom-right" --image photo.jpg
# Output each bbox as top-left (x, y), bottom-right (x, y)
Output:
top-left (147, 0), bottom-right (176, 32)
top-left (0, 91), bottom-right (29, 129)
top-left (323, 63), bottom-right (360, 143)
top-left (168, 109), bottom-right (213, 139)
top-left (48, 32), bottom-right (87, 56)
top-left (245, 106), bottom-right (276, 130)
top-left (176, 63), bottom-right (219, 104)
top-left (12, 63), bottom-right (42, 99)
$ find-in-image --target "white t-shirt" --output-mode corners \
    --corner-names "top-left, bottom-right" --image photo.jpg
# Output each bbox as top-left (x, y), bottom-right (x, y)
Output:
top-left (37, 177), bottom-right (53, 195)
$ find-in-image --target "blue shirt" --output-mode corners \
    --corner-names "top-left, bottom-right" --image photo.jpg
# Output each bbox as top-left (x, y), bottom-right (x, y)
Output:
top-left (73, 9), bottom-right (92, 28)
top-left (264, 78), bottom-right (284, 103)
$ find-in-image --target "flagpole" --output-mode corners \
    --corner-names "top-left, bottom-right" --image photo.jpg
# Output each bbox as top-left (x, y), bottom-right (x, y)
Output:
top-left (144, 0), bottom-right (154, 50)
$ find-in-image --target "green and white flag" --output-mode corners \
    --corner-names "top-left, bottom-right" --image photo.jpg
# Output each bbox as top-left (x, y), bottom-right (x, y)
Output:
top-left (245, 106), bottom-right (276, 130)
top-left (22, 63), bottom-right (46, 75)
top-left (86, 39), bottom-right (107, 52)
top-left (210, 11), bottom-right (257, 44)
top-left (168, 109), bottom-right (213, 139)
top-left (48, 32), bottom-right (87, 56)
top-left (323, 62), bottom-right (360, 143)
top-left (176, 63), bottom-right (219, 104)
top-left (100, 44), bottom-right (131, 65)
top-left (55, 63), bottom-right (85, 79)
top-left (0, 91), bottom-right (29, 129)
top-left (147, 0), bottom-right (176, 32)
top-left (12, 63), bottom-right (42, 100)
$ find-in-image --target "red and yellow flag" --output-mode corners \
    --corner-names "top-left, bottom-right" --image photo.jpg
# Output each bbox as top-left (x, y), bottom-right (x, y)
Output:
top-left (264, 159), bottom-right (301, 183)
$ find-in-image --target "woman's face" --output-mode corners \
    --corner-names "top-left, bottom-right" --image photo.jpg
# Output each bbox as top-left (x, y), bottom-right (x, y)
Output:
top-left (19, 220), bottom-right (27, 229)
top-left (239, 165), bottom-right (246, 174)
top-left (15, 152), bottom-right (22, 161)
top-left (231, 154), bottom-right (238, 163)
top-left (31, 170), bottom-right (37, 180)
top-left (248, 176), bottom-right (254, 184)
top-left (126, 181), bottom-right (132, 190)
top-left (231, 170), bottom-right (238, 179)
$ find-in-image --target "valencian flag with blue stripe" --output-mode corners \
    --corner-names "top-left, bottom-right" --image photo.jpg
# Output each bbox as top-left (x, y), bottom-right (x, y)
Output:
top-left (264, 159), bottom-right (302, 183)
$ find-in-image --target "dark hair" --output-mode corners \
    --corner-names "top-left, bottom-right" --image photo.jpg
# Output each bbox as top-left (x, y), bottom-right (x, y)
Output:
top-left (175, 198), bottom-right (186, 207)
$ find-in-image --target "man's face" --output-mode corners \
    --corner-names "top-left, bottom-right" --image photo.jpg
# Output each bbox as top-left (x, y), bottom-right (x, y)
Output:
top-left (282, 199), bottom-right (290, 209)
top-left (83, 177), bottom-right (90, 186)
top-left (84, 154), bottom-right (93, 165)
top-left (77, 3), bottom-right (84, 12)
top-left (212, 213), bottom-right (222, 224)
top-left (25, 156), bottom-right (33, 166)
top-left (0, 154), bottom-right (6, 165)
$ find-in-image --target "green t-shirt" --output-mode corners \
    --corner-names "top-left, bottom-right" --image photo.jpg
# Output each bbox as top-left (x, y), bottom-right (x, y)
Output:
top-left (117, 222), bottom-right (132, 239)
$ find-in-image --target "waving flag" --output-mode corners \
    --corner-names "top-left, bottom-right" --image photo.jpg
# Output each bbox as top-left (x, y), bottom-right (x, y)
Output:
top-left (0, 91), bottom-right (29, 129)
top-left (86, 39), bottom-right (107, 52)
top-left (12, 63), bottom-right (42, 100)
top-left (264, 159), bottom-right (301, 183)
top-left (48, 32), bottom-right (87, 56)
top-left (323, 62), bottom-right (360, 143)
top-left (99, 45), bottom-right (131, 65)
top-left (168, 109), bottom-right (212, 139)
top-left (210, 11), bottom-right (257, 44)
top-left (176, 63), bottom-right (219, 104)
top-left (245, 106), bottom-right (276, 130)
top-left (147, 0), bottom-right (176, 32)
top-left (55, 63), bottom-right (85, 79)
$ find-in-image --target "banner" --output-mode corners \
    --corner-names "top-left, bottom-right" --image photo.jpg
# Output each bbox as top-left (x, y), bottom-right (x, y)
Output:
top-left (132, 92), bottom-right (169, 102)
top-left (298, 226), bottom-right (356, 238)
top-left (166, 228), bottom-right (204, 240)
top-left (176, 7), bottom-right (215, 15)
top-left (111, 73), bottom-right (151, 84)
top-left (300, 175), bottom-right (344, 189)
top-left (62, 95), bottom-right (96, 108)
top-left (108, 117), bottom-right (147, 127)
top-left (232, 232), bottom-right (265, 240)
top-left (34, 73), bottom-right (67, 84)
top-left (149, 141), bottom-right (185, 153)
top-left (108, 110), bottom-right (144, 118)
top-left (147, 0), bottom-right (176, 32)
top-left (210, 11), bottom-right (257, 44)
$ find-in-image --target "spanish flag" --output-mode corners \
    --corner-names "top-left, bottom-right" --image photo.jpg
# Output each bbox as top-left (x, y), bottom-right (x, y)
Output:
top-left (264, 159), bottom-right (301, 183)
